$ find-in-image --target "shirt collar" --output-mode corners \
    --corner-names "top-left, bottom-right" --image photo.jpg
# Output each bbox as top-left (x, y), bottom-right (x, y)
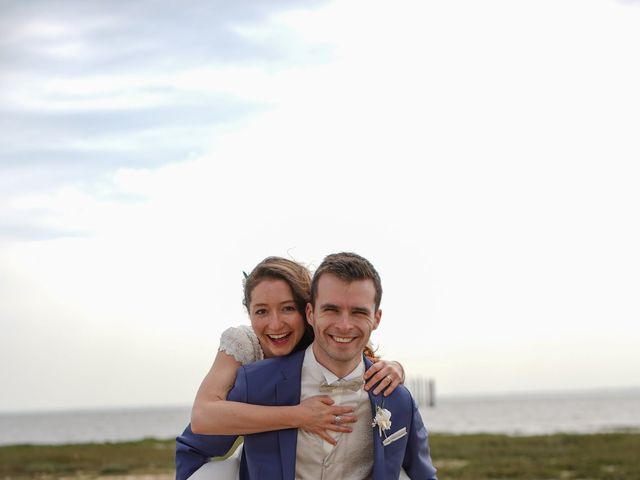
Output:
top-left (304, 345), bottom-right (365, 385)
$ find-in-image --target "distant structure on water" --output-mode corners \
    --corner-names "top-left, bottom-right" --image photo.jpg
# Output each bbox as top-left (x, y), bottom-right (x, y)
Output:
top-left (407, 376), bottom-right (436, 407)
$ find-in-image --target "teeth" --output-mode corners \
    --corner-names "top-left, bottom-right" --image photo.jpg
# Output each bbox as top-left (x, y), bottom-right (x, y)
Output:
top-left (332, 336), bottom-right (353, 343)
top-left (268, 333), bottom-right (290, 340)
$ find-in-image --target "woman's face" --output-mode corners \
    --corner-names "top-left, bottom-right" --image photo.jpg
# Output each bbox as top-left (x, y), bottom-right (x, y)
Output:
top-left (249, 278), bottom-right (306, 358)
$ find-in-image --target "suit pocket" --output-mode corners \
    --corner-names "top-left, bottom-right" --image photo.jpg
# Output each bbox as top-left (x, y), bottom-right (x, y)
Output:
top-left (382, 427), bottom-right (407, 446)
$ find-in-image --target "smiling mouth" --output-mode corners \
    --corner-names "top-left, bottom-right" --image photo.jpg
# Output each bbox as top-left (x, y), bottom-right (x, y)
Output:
top-left (329, 335), bottom-right (356, 344)
top-left (267, 332), bottom-right (292, 344)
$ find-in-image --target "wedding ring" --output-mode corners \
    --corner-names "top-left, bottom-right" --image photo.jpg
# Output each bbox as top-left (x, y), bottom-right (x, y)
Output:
top-left (334, 415), bottom-right (342, 425)
top-left (386, 375), bottom-right (392, 383)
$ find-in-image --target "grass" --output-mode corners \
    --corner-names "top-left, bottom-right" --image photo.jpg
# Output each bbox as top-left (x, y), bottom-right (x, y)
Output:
top-left (0, 438), bottom-right (174, 479)
top-left (430, 433), bottom-right (640, 479)
top-left (0, 433), bottom-right (638, 479)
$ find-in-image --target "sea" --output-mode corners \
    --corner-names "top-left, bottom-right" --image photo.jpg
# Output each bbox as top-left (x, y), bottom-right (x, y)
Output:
top-left (1, 388), bottom-right (639, 447)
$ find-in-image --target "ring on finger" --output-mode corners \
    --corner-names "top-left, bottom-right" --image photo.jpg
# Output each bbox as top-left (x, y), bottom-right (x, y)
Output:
top-left (334, 415), bottom-right (342, 425)
top-left (386, 375), bottom-right (392, 383)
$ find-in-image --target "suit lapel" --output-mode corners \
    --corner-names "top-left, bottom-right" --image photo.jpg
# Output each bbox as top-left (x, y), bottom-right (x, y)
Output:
top-left (367, 356), bottom-right (409, 480)
top-left (275, 350), bottom-right (305, 480)
top-left (364, 356), bottom-right (387, 480)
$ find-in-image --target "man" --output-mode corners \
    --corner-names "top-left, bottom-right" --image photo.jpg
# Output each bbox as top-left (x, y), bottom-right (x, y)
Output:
top-left (176, 252), bottom-right (437, 479)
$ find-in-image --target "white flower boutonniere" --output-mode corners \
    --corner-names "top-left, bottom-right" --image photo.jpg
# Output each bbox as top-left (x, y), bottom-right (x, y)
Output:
top-left (372, 404), bottom-right (392, 439)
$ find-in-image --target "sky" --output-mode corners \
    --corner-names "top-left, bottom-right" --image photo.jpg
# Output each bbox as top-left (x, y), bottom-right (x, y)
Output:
top-left (1, 0), bottom-right (639, 412)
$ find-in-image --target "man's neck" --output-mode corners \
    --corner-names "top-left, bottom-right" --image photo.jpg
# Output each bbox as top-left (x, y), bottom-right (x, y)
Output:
top-left (311, 343), bottom-right (362, 379)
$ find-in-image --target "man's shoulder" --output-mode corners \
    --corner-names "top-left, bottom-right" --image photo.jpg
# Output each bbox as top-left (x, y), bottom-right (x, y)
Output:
top-left (241, 348), bottom-right (305, 376)
top-left (231, 349), bottom-right (305, 405)
top-left (388, 384), bottom-right (414, 403)
top-left (374, 384), bottom-right (417, 414)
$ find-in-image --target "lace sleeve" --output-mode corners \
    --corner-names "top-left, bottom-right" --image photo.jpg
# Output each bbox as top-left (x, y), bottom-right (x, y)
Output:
top-left (218, 325), bottom-right (264, 365)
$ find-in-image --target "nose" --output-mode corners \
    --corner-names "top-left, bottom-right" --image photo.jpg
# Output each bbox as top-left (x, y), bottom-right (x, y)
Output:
top-left (334, 311), bottom-right (353, 331)
top-left (267, 311), bottom-right (286, 330)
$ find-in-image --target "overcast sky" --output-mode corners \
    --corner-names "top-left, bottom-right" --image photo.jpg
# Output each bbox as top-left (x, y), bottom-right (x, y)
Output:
top-left (1, 0), bottom-right (639, 412)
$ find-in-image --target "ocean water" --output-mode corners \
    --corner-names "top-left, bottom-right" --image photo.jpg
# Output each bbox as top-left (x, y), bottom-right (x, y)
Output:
top-left (419, 388), bottom-right (640, 436)
top-left (1, 389), bottom-right (639, 446)
top-left (0, 406), bottom-right (192, 447)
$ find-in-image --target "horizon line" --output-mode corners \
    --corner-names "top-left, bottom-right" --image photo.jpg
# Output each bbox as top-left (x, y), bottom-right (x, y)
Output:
top-left (2, 384), bottom-right (640, 416)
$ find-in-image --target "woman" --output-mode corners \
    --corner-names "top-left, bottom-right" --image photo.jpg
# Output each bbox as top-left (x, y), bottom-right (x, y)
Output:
top-left (188, 257), bottom-right (406, 478)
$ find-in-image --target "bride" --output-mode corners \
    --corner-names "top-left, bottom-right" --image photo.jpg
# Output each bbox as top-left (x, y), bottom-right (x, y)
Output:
top-left (184, 256), bottom-right (407, 479)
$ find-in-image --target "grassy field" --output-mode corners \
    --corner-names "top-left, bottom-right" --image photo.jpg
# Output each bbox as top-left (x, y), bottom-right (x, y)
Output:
top-left (432, 433), bottom-right (640, 479)
top-left (1, 433), bottom-right (639, 479)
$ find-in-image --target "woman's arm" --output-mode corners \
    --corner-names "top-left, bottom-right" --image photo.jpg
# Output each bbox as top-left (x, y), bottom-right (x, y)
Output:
top-left (190, 351), bottom-right (356, 444)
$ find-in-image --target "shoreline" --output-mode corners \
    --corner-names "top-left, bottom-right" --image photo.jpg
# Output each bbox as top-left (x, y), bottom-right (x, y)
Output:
top-left (2, 425), bottom-right (640, 449)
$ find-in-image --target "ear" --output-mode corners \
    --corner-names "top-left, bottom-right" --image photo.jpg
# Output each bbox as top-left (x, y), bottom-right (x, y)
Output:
top-left (372, 309), bottom-right (382, 330)
top-left (306, 302), bottom-right (314, 326)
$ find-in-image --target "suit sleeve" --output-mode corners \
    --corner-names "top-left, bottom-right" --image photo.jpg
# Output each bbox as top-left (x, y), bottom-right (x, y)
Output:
top-left (402, 395), bottom-right (438, 480)
top-left (175, 366), bottom-right (249, 480)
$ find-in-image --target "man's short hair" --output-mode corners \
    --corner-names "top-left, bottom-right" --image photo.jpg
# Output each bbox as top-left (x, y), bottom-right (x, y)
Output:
top-left (310, 252), bottom-right (383, 310)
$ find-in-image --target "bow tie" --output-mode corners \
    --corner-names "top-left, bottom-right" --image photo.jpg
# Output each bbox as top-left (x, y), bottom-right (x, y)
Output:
top-left (319, 379), bottom-right (364, 393)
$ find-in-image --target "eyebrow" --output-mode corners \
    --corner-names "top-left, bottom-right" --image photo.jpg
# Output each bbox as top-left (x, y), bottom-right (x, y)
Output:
top-left (320, 303), bottom-right (339, 310)
top-left (352, 307), bottom-right (372, 315)
top-left (320, 303), bottom-right (371, 315)
top-left (253, 299), bottom-right (296, 307)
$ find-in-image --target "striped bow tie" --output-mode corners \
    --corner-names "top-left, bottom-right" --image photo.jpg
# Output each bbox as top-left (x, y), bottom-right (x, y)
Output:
top-left (319, 379), bottom-right (364, 393)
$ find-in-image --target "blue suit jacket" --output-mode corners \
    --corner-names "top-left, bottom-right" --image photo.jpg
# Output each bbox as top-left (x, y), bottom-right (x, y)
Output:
top-left (176, 350), bottom-right (437, 480)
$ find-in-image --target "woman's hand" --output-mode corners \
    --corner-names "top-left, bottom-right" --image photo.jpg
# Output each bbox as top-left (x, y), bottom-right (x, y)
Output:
top-left (364, 360), bottom-right (405, 396)
top-left (296, 395), bottom-right (357, 445)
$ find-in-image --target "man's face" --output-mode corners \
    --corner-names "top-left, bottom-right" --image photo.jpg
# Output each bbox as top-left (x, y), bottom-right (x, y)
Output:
top-left (306, 273), bottom-right (381, 371)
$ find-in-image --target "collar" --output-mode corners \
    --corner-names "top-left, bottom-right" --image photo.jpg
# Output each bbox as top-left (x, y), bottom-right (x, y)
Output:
top-left (303, 345), bottom-right (365, 385)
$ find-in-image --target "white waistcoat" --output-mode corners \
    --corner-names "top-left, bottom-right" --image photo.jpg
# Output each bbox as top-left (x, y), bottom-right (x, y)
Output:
top-left (295, 347), bottom-right (374, 480)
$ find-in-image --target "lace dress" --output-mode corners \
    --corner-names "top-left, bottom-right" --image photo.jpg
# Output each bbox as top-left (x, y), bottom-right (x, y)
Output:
top-left (218, 325), bottom-right (264, 365)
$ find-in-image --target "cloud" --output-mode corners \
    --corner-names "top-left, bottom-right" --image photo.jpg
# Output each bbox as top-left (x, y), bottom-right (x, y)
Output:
top-left (0, 99), bottom-right (260, 166)
top-left (0, 0), bottom-right (327, 72)
top-left (0, 222), bottom-right (83, 242)
top-left (0, 0), bottom-right (330, 241)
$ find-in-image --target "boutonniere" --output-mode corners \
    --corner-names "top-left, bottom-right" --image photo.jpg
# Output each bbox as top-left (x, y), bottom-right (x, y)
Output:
top-left (371, 401), bottom-right (392, 440)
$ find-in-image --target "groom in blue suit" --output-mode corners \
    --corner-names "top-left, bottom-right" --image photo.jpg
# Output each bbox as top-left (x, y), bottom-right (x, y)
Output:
top-left (176, 252), bottom-right (437, 479)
